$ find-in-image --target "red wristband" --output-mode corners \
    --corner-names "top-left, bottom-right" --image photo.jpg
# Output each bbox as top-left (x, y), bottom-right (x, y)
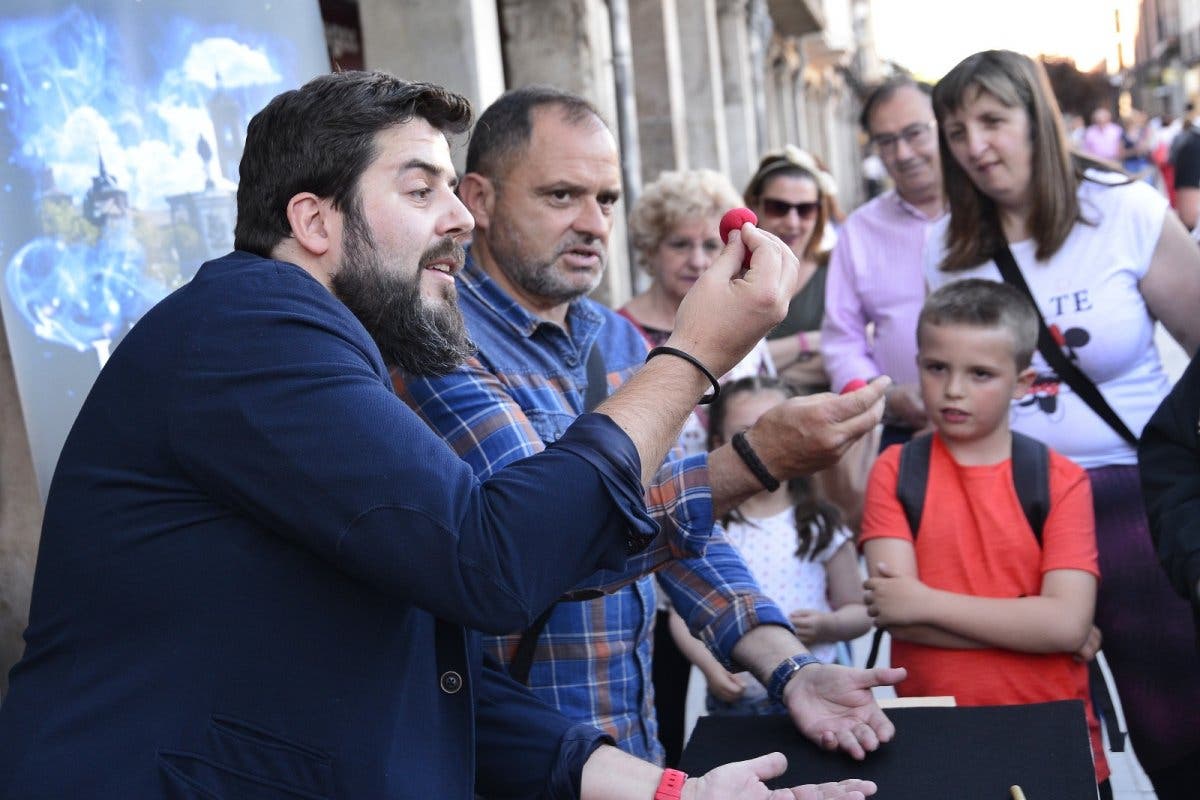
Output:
top-left (655, 767), bottom-right (687, 800)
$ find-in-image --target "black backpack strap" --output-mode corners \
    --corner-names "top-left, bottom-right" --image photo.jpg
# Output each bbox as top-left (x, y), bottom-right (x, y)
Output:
top-left (895, 432), bottom-right (934, 538)
top-left (584, 341), bottom-right (608, 412)
top-left (1009, 432), bottom-right (1051, 544)
top-left (868, 434), bottom-right (933, 668)
top-left (864, 627), bottom-right (886, 669)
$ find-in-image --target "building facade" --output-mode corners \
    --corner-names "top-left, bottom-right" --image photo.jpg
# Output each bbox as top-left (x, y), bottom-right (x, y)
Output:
top-left (0, 0), bottom-right (886, 691)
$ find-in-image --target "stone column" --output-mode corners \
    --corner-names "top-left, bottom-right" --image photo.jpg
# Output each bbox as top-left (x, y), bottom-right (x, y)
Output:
top-left (803, 73), bottom-right (825, 154)
top-left (499, 0), bottom-right (618, 122)
top-left (716, 0), bottom-right (760, 189)
top-left (630, 0), bottom-right (689, 182)
top-left (675, 0), bottom-right (730, 173)
top-left (767, 38), bottom-right (802, 152)
top-left (358, 0), bottom-right (505, 170)
top-left (747, 0), bottom-right (774, 160)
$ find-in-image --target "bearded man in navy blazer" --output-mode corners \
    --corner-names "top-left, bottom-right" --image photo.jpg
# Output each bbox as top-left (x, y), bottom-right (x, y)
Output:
top-left (0, 70), bottom-right (896, 800)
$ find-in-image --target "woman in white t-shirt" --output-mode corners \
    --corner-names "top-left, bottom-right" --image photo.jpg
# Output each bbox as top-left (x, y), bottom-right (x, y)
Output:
top-left (668, 376), bottom-right (870, 716)
top-left (923, 50), bottom-right (1200, 800)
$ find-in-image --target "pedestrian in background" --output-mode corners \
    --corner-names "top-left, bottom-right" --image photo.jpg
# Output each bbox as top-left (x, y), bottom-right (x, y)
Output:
top-left (1081, 105), bottom-right (1123, 162)
top-left (823, 76), bottom-right (945, 450)
top-left (742, 146), bottom-right (836, 395)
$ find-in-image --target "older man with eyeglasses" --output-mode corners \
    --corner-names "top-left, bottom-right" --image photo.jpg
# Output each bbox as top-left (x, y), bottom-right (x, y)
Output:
top-left (822, 76), bottom-right (946, 450)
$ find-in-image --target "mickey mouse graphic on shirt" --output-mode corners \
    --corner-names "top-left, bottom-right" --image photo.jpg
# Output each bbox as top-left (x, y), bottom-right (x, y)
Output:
top-left (1015, 322), bottom-right (1089, 422)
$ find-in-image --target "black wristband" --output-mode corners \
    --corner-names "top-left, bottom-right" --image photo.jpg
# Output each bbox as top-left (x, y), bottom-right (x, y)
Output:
top-left (645, 346), bottom-right (721, 405)
top-left (731, 430), bottom-right (780, 492)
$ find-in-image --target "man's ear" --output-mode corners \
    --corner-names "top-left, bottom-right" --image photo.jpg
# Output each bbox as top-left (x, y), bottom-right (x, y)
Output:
top-left (284, 192), bottom-right (337, 257)
top-left (1013, 365), bottom-right (1038, 399)
top-left (458, 173), bottom-right (494, 231)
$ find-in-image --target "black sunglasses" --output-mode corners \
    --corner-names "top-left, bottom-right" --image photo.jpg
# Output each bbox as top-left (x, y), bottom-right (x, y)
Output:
top-left (760, 198), bottom-right (819, 219)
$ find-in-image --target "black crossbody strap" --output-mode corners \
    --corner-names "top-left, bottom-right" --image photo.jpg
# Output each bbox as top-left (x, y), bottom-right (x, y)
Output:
top-left (992, 245), bottom-right (1138, 446)
top-left (895, 432), bottom-right (934, 537)
top-left (584, 341), bottom-right (609, 412)
top-left (510, 343), bottom-right (609, 685)
top-left (509, 604), bottom-right (557, 685)
top-left (867, 433), bottom-right (933, 669)
top-left (1010, 431), bottom-right (1050, 546)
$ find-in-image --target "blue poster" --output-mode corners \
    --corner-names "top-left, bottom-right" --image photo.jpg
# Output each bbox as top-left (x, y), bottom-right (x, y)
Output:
top-left (0, 1), bottom-right (331, 497)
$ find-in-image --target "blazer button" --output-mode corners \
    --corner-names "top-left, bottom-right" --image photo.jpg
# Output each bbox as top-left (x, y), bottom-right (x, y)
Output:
top-left (440, 670), bottom-right (463, 694)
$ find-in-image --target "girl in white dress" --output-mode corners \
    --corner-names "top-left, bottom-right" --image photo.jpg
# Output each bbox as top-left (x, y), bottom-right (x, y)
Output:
top-left (669, 376), bottom-right (871, 715)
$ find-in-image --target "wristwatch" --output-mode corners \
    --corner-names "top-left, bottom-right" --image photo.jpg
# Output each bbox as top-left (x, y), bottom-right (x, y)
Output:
top-left (767, 653), bottom-right (821, 705)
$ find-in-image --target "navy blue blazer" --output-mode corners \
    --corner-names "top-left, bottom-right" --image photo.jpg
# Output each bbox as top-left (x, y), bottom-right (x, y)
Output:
top-left (0, 252), bottom-right (657, 799)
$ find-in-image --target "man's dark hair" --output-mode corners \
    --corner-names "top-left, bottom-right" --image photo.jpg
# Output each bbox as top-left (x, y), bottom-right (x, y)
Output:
top-left (858, 75), bottom-right (933, 134)
top-left (234, 70), bottom-right (472, 257)
top-left (465, 85), bottom-right (604, 180)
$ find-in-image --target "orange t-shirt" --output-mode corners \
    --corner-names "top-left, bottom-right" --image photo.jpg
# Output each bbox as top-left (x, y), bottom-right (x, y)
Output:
top-left (860, 434), bottom-right (1108, 782)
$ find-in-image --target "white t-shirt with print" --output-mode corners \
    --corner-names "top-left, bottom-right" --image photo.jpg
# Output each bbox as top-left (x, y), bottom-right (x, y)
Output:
top-left (724, 508), bottom-right (852, 665)
top-left (924, 174), bottom-right (1171, 469)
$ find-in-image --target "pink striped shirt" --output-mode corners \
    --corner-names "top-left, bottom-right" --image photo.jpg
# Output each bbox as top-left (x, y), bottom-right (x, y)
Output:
top-left (821, 190), bottom-right (944, 391)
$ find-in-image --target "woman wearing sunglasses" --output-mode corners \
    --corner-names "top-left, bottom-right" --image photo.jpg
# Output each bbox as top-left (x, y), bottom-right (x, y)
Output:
top-left (744, 149), bottom-right (879, 535)
top-left (744, 147), bottom-right (838, 394)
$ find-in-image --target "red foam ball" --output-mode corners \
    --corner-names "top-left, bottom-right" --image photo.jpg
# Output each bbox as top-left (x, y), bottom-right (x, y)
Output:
top-left (840, 378), bottom-right (868, 395)
top-left (719, 207), bottom-right (758, 268)
top-left (719, 207), bottom-right (758, 244)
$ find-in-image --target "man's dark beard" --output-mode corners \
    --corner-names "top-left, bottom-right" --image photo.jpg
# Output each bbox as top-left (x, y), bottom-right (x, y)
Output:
top-left (487, 200), bottom-right (605, 306)
top-left (331, 208), bottom-right (474, 376)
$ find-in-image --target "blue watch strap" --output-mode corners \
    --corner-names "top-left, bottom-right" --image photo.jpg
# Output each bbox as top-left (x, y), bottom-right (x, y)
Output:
top-left (767, 653), bottom-right (821, 704)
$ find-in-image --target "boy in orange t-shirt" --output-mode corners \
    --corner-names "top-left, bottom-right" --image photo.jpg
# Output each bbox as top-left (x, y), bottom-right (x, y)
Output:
top-left (859, 279), bottom-right (1110, 789)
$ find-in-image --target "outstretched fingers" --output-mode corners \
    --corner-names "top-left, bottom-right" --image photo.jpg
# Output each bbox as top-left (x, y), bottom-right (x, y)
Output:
top-left (784, 778), bottom-right (878, 799)
top-left (745, 751), bottom-right (789, 782)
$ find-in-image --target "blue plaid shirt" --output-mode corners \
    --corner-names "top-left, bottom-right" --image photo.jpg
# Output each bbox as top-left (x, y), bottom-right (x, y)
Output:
top-left (394, 255), bottom-right (789, 763)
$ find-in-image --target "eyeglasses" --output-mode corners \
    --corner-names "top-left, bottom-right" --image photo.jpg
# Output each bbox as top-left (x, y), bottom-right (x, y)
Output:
top-left (759, 198), bottom-right (820, 219)
top-left (870, 120), bottom-right (936, 154)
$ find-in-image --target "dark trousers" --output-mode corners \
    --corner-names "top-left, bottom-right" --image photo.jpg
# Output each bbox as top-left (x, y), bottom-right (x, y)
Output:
top-left (652, 609), bottom-right (691, 767)
top-left (1087, 466), bottom-right (1200, 799)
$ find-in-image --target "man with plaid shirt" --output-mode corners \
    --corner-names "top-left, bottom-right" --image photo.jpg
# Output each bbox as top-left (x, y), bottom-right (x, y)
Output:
top-left (395, 87), bottom-right (901, 765)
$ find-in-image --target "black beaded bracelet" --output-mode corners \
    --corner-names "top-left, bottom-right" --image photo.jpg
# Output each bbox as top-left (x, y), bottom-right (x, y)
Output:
top-left (731, 430), bottom-right (780, 492)
top-left (645, 346), bottom-right (721, 405)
